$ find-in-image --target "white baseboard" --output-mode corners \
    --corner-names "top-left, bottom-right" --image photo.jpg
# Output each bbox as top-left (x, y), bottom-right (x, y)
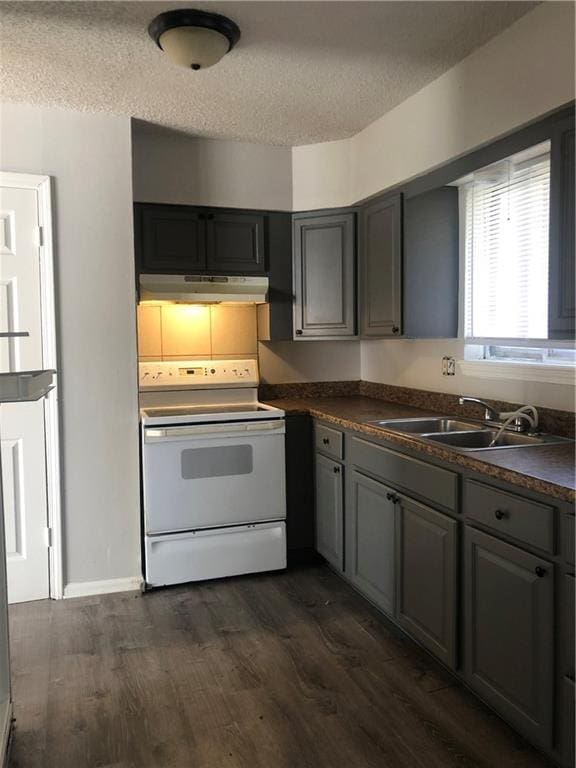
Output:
top-left (63, 576), bottom-right (141, 599)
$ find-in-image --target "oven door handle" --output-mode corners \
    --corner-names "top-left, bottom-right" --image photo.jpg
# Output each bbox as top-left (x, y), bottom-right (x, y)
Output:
top-left (144, 420), bottom-right (285, 441)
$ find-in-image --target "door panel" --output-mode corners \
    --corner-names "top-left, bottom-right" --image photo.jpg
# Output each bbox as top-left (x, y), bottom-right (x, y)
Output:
top-left (139, 204), bottom-right (206, 272)
top-left (293, 213), bottom-right (356, 337)
top-left (314, 453), bottom-right (343, 570)
top-left (360, 193), bottom-right (402, 336)
top-left (0, 187), bottom-right (42, 371)
top-left (396, 496), bottom-right (457, 668)
top-left (0, 184), bottom-right (49, 603)
top-left (464, 526), bottom-right (554, 749)
top-left (206, 212), bottom-right (265, 273)
top-left (549, 117), bottom-right (575, 338)
top-left (347, 471), bottom-right (395, 615)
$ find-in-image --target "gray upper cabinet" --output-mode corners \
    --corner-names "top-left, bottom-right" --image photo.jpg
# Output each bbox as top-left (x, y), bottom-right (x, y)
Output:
top-left (549, 114), bottom-right (575, 339)
top-left (347, 471), bottom-right (396, 615)
top-left (206, 212), bottom-right (266, 274)
top-left (464, 526), bottom-right (554, 750)
top-left (360, 193), bottom-right (402, 337)
top-left (293, 212), bottom-right (356, 338)
top-left (314, 452), bottom-right (344, 571)
top-left (138, 203), bottom-right (206, 273)
top-left (403, 187), bottom-right (459, 338)
top-left (135, 203), bottom-right (268, 276)
top-left (396, 496), bottom-right (458, 669)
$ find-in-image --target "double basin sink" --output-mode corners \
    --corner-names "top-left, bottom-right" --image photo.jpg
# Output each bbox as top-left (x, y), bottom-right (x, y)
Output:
top-left (365, 417), bottom-right (570, 452)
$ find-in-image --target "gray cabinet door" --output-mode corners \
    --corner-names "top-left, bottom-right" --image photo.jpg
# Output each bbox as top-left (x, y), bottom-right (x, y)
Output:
top-left (293, 213), bottom-right (356, 338)
top-left (396, 496), bottom-right (458, 669)
top-left (206, 212), bottom-right (265, 274)
top-left (403, 187), bottom-right (459, 338)
top-left (347, 471), bottom-right (395, 615)
top-left (139, 203), bottom-right (206, 272)
top-left (464, 526), bottom-right (554, 749)
top-left (314, 453), bottom-right (343, 571)
top-left (360, 193), bottom-right (402, 337)
top-left (549, 115), bottom-right (575, 339)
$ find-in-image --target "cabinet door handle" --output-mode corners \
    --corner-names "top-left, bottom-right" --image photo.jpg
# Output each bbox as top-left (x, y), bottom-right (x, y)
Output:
top-left (323, 438), bottom-right (330, 445)
top-left (386, 492), bottom-right (399, 504)
top-left (295, 329), bottom-right (303, 336)
top-left (494, 509), bottom-right (506, 520)
top-left (392, 326), bottom-right (400, 334)
top-left (333, 466), bottom-right (340, 474)
top-left (535, 566), bottom-right (546, 578)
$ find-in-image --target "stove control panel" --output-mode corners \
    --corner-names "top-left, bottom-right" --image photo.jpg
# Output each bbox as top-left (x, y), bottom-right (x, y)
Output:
top-left (138, 359), bottom-right (258, 390)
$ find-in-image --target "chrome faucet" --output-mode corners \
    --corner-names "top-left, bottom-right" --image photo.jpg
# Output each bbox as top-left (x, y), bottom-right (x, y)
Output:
top-left (459, 396), bottom-right (539, 434)
top-left (458, 396), bottom-right (500, 422)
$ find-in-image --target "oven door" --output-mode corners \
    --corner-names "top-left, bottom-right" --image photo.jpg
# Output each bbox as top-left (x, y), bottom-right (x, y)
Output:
top-left (142, 420), bottom-right (286, 534)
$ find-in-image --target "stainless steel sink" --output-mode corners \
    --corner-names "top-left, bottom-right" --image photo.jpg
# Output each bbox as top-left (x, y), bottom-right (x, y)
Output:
top-left (424, 430), bottom-right (556, 450)
top-left (366, 416), bottom-right (571, 451)
top-left (367, 417), bottom-right (483, 433)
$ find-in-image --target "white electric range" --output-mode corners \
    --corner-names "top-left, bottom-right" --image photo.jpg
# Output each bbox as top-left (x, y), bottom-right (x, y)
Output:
top-left (139, 359), bottom-right (286, 589)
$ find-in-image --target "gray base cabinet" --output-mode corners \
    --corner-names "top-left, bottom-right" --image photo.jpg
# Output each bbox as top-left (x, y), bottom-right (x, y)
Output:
top-left (396, 496), bottom-right (458, 669)
top-left (347, 471), bottom-right (396, 615)
top-left (464, 526), bottom-right (554, 750)
top-left (314, 452), bottom-right (343, 571)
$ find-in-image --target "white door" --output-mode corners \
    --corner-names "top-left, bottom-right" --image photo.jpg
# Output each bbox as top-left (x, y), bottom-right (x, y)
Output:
top-left (0, 184), bottom-right (50, 603)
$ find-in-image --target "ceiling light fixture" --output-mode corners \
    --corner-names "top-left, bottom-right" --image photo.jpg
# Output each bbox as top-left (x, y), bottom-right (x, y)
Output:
top-left (148, 9), bottom-right (241, 71)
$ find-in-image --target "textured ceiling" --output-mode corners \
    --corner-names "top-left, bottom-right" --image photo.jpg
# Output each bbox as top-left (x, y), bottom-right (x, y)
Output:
top-left (0, 1), bottom-right (537, 145)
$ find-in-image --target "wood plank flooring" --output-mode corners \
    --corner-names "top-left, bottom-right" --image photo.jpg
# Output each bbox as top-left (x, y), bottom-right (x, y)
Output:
top-left (8, 565), bottom-right (554, 768)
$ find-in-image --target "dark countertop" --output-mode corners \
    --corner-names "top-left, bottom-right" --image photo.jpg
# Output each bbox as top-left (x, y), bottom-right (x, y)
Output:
top-left (264, 396), bottom-right (576, 503)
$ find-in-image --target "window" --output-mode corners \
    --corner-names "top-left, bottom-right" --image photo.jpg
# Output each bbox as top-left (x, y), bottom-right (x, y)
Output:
top-left (458, 141), bottom-right (575, 369)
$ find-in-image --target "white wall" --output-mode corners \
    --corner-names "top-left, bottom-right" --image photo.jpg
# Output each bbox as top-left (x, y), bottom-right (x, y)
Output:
top-left (0, 103), bottom-right (141, 589)
top-left (258, 341), bottom-right (360, 384)
top-left (362, 340), bottom-right (575, 412)
top-left (293, 3), bottom-right (576, 209)
top-left (132, 127), bottom-right (293, 210)
top-left (292, 2), bottom-right (575, 411)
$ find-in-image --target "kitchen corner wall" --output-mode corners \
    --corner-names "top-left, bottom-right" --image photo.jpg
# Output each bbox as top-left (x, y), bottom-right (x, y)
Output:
top-left (0, 102), bottom-right (141, 591)
top-left (292, 2), bottom-right (576, 411)
top-left (132, 126), bottom-right (362, 383)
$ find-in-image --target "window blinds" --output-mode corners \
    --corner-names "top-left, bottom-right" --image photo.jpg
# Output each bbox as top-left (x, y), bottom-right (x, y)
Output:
top-left (463, 142), bottom-right (551, 340)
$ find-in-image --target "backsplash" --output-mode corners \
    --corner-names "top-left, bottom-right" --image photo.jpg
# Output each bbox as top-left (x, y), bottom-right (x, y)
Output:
top-left (137, 304), bottom-right (258, 361)
top-left (259, 380), bottom-right (576, 439)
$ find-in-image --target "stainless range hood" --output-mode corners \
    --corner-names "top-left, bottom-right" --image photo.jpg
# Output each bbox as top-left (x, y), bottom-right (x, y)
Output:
top-left (139, 274), bottom-right (269, 304)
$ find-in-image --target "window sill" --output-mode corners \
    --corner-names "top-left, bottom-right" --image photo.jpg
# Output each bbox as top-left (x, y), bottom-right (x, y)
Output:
top-left (458, 359), bottom-right (576, 385)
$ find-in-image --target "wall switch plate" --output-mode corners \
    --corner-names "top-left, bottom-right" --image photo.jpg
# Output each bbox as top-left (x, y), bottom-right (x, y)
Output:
top-left (442, 356), bottom-right (456, 376)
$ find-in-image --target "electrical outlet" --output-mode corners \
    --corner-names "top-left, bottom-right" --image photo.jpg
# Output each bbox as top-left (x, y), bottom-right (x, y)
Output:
top-left (442, 356), bottom-right (456, 376)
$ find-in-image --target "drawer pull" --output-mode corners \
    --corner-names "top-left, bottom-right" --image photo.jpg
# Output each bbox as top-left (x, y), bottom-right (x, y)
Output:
top-left (323, 438), bottom-right (330, 445)
top-left (535, 566), bottom-right (546, 578)
top-left (494, 509), bottom-right (506, 520)
top-left (333, 466), bottom-right (340, 474)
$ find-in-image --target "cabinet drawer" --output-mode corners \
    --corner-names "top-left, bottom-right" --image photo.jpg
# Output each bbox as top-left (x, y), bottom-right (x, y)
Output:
top-left (562, 514), bottom-right (575, 566)
top-left (464, 480), bottom-right (554, 554)
top-left (350, 437), bottom-right (457, 511)
top-left (315, 423), bottom-right (343, 460)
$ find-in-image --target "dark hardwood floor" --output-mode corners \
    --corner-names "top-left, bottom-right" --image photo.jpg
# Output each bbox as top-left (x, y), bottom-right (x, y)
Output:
top-left (9, 565), bottom-right (554, 768)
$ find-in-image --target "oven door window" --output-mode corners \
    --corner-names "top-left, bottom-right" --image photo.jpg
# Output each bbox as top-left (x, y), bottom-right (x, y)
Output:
top-left (181, 445), bottom-right (253, 480)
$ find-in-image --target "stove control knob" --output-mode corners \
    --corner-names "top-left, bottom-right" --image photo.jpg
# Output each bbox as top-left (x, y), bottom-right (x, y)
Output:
top-left (211, 368), bottom-right (216, 374)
